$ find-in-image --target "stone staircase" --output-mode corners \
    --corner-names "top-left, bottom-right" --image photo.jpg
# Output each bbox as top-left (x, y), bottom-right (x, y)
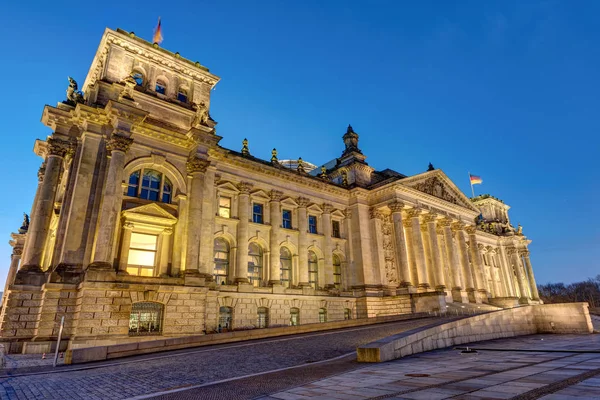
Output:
top-left (443, 301), bottom-right (502, 316)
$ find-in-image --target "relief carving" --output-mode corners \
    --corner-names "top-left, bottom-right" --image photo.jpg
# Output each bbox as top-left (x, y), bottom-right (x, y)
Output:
top-left (381, 214), bottom-right (398, 285)
top-left (412, 176), bottom-right (460, 206)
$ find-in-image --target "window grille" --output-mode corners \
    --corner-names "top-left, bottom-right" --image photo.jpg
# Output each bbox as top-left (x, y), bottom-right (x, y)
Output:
top-left (129, 302), bottom-right (163, 336)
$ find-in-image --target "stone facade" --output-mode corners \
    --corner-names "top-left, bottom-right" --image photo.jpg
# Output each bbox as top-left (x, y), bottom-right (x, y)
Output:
top-left (0, 28), bottom-right (541, 352)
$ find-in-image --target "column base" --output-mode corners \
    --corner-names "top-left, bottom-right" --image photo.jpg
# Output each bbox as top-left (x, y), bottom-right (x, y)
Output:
top-left (268, 280), bottom-right (282, 286)
top-left (14, 269), bottom-right (47, 286)
top-left (396, 285), bottom-right (417, 295)
top-left (298, 282), bottom-right (312, 288)
top-left (87, 262), bottom-right (114, 271)
top-left (417, 283), bottom-right (430, 293)
top-left (184, 270), bottom-right (210, 287)
top-left (451, 288), bottom-right (469, 304)
top-left (49, 264), bottom-right (84, 284)
top-left (234, 277), bottom-right (250, 284)
top-left (518, 297), bottom-right (532, 305)
top-left (466, 288), bottom-right (480, 304)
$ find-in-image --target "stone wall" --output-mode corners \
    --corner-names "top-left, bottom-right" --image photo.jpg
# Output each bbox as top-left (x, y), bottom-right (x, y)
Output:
top-left (357, 302), bottom-right (593, 363)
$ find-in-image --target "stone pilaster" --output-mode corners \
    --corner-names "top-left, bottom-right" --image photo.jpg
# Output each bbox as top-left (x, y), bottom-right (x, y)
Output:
top-left (235, 182), bottom-right (253, 284)
top-left (368, 207), bottom-right (385, 287)
top-left (521, 250), bottom-right (540, 300)
top-left (198, 166), bottom-right (217, 279)
top-left (297, 197), bottom-right (310, 287)
top-left (268, 190), bottom-right (283, 286)
top-left (343, 209), bottom-right (359, 288)
top-left (424, 213), bottom-right (445, 290)
top-left (4, 246), bottom-right (22, 294)
top-left (184, 156), bottom-right (210, 279)
top-left (321, 203), bottom-right (334, 288)
top-left (20, 137), bottom-right (71, 274)
top-left (117, 222), bottom-right (134, 273)
top-left (389, 201), bottom-right (412, 290)
top-left (487, 247), bottom-right (502, 297)
top-left (508, 248), bottom-right (529, 302)
top-left (420, 223), bottom-right (435, 287)
top-left (453, 222), bottom-right (475, 301)
top-left (439, 218), bottom-right (466, 303)
top-left (171, 194), bottom-right (187, 276)
top-left (466, 226), bottom-right (486, 297)
top-left (158, 227), bottom-right (173, 276)
top-left (403, 218), bottom-right (417, 289)
top-left (407, 208), bottom-right (429, 290)
top-left (499, 245), bottom-right (516, 297)
top-left (90, 135), bottom-right (133, 269)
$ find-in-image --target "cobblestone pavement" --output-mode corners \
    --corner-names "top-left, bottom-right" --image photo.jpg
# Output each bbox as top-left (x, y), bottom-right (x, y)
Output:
top-left (259, 334), bottom-right (600, 400)
top-left (0, 316), bottom-right (445, 399)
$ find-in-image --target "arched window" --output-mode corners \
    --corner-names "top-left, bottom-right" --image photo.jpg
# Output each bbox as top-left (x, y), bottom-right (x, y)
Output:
top-left (257, 307), bottom-right (269, 328)
top-left (218, 306), bottom-right (232, 331)
top-left (333, 254), bottom-right (342, 289)
top-left (132, 72), bottom-right (144, 86)
top-left (156, 79), bottom-right (167, 95)
top-left (344, 308), bottom-right (352, 320)
top-left (129, 302), bottom-right (163, 336)
top-left (213, 238), bottom-right (229, 285)
top-left (319, 308), bottom-right (327, 323)
top-left (127, 169), bottom-right (172, 204)
top-left (308, 251), bottom-right (318, 289)
top-left (290, 307), bottom-right (300, 326)
top-left (177, 87), bottom-right (188, 102)
top-left (248, 243), bottom-right (263, 287)
top-left (280, 247), bottom-right (292, 288)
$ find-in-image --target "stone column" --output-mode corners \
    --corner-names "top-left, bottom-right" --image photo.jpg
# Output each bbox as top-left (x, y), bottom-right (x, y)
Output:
top-left (369, 207), bottom-right (385, 287)
top-left (508, 248), bottom-right (528, 301)
top-left (489, 249), bottom-right (502, 297)
top-left (521, 250), bottom-right (540, 300)
top-left (407, 208), bottom-right (429, 290)
top-left (4, 248), bottom-right (22, 293)
top-left (172, 194), bottom-right (187, 276)
top-left (440, 218), bottom-right (465, 302)
top-left (453, 223), bottom-right (475, 301)
top-left (185, 156), bottom-right (210, 277)
top-left (297, 197), bottom-right (310, 287)
top-left (343, 209), bottom-right (358, 288)
top-left (235, 182), bottom-right (253, 284)
top-left (403, 218), bottom-right (417, 287)
top-left (389, 201), bottom-right (412, 289)
top-left (493, 252), bottom-right (508, 297)
top-left (499, 245), bottom-right (515, 297)
top-left (21, 138), bottom-right (71, 271)
top-left (424, 213), bottom-right (445, 290)
top-left (158, 227), bottom-right (173, 276)
top-left (421, 223), bottom-right (435, 287)
top-left (437, 226), bottom-right (453, 292)
top-left (466, 226), bottom-right (486, 297)
top-left (90, 135), bottom-right (133, 269)
top-left (269, 190), bottom-right (283, 285)
top-left (322, 204), bottom-right (334, 288)
top-left (118, 222), bottom-right (134, 273)
top-left (198, 167), bottom-right (217, 277)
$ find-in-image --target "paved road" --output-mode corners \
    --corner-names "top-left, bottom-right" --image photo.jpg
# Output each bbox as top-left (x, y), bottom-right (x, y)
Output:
top-left (0, 317), bottom-right (446, 400)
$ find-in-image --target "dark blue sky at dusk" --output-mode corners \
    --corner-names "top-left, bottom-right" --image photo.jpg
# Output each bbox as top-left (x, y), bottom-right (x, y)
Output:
top-left (0, 0), bottom-right (598, 286)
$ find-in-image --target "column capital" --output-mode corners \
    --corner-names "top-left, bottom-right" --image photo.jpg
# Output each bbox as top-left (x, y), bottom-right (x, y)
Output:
top-left (269, 190), bottom-right (283, 202)
top-left (518, 249), bottom-right (530, 257)
top-left (369, 207), bottom-right (384, 220)
top-left (420, 223), bottom-right (429, 233)
top-left (388, 200), bottom-right (405, 213)
top-left (507, 247), bottom-right (518, 256)
top-left (465, 225), bottom-right (477, 235)
top-left (322, 203), bottom-right (334, 214)
top-left (342, 208), bottom-right (352, 219)
top-left (422, 213), bottom-right (438, 223)
top-left (106, 135), bottom-right (133, 154)
top-left (402, 218), bottom-right (413, 228)
top-left (297, 197), bottom-right (310, 208)
top-left (12, 247), bottom-right (23, 256)
top-left (451, 221), bottom-right (465, 232)
top-left (437, 218), bottom-right (453, 228)
top-left (162, 227), bottom-right (174, 235)
top-left (37, 164), bottom-right (46, 182)
top-left (477, 243), bottom-right (485, 251)
top-left (406, 207), bottom-right (422, 218)
top-left (47, 137), bottom-right (72, 158)
top-left (186, 156), bottom-right (210, 174)
top-left (435, 226), bottom-right (444, 235)
top-left (237, 181), bottom-right (254, 194)
top-left (123, 222), bottom-right (135, 230)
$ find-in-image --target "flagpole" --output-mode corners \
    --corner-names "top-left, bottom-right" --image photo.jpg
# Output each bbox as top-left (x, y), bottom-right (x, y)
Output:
top-left (468, 172), bottom-right (474, 198)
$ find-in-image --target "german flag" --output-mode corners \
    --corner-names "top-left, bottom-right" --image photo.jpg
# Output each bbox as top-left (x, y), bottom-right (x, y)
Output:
top-left (469, 174), bottom-right (483, 185)
top-left (153, 17), bottom-right (163, 44)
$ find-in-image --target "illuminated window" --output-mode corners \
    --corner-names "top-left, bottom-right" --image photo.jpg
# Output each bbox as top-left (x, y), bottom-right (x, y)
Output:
top-left (319, 308), bottom-right (327, 323)
top-left (218, 197), bottom-right (231, 218)
top-left (290, 307), bottom-right (300, 326)
top-left (257, 307), bottom-right (269, 328)
top-left (129, 302), bottom-right (163, 336)
top-left (156, 80), bottom-right (166, 94)
top-left (213, 238), bottom-right (229, 285)
top-left (177, 88), bottom-right (188, 102)
top-left (333, 254), bottom-right (342, 289)
top-left (218, 306), bottom-right (232, 330)
top-left (344, 308), bottom-right (352, 320)
top-left (126, 233), bottom-right (158, 276)
top-left (308, 250), bottom-right (318, 289)
top-left (280, 247), bottom-right (292, 288)
top-left (253, 203), bottom-right (263, 224)
top-left (282, 209), bottom-right (292, 229)
top-left (127, 169), bottom-right (172, 204)
top-left (248, 243), bottom-right (263, 287)
top-left (332, 220), bottom-right (341, 238)
top-left (132, 72), bottom-right (144, 86)
top-left (308, 215), bottom-right (317, 234)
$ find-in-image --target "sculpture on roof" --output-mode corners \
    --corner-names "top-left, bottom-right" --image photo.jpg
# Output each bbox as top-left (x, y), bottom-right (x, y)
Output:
top-left (66, 77), bottom-right (84, 105)
top-left (18, 213), bottom-right (29, 234)
top-left (119, 73), bottom-right (137, 101)
top-left (427, 162), bottom-right (435, 171)
top-left (191, 101), bottom-right (210, 128)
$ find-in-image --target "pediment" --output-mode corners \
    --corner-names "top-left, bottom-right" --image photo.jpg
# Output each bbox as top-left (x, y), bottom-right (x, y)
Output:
top-left (331, 209), bottom-right (346, 218)
top-left (216, 181), bottom-right (240, 193)
top-left (281, 197), bottom-right (299, 208)
top-left (401, 170), bottom-right (479, 212)
top-left (307, 203), bottom-right (323, 213)
top-left (250, 189), bottom-right (270, 201)
top-left (122, 202), bottom-right (178, 223)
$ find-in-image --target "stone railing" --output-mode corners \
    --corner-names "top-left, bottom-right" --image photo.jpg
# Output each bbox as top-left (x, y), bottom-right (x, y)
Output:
top-left (357, 303), bottom-right (592, 363)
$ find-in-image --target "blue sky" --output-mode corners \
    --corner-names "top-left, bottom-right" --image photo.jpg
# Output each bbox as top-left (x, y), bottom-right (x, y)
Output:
top-left (0, 0), bottom-right (598, 286)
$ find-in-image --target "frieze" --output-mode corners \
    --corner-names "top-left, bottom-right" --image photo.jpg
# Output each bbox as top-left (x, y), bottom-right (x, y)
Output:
top-left (411, 176), bottom-right (460, 204)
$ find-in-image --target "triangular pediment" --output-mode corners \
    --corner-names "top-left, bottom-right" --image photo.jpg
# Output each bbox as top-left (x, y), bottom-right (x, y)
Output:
top-left (307, 203), bottom-right (323, 213)
top-left (216, 181), bottom-right (240, 193)
top-left (250, 189), bottom-right (270, 201)
top-left (122, 203), bottom-right (178, 221)
top-left (401, 170), bottom-right (479, 212)
top-left (281, 197), bottom-right (299, 208)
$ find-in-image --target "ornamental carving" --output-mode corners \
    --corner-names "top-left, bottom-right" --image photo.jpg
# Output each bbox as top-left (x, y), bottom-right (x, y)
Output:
top-left (106, 135), bottom-right (133, 154)
top-left (369, 207), bottom-right (384, 220)
top-left (437, 218), bottom-right (453, 228)
top-left (412, 176), bottom-right (460, 206)
top-left (269, 190), bottom-right (283, 202)
top-left (12, 248), bottom-right (23, 256)
top-left (37, 163), bottom-right (46, 182)
top-left (406, 207), bottom-right (421, 218)
top-left (422, 213), bottom-right (437, 223)
top-left (237, 181), bottom-right (254, 194)
top-left (296, 197), bottom-right (310, 208)
top-left (518, 249), bottom-right (530, 257)
top-left (436, 226), bottom-right (444, 235)
top-left (388, 200), bottom-right (405, 213)
top-left (402, 219), bottom-right (413, 228)
top-left (322, 203), bottom-right (334, 214)
top-left (47, 138), bottom-right (72, 158)
top-left (451, 222), bottom-right (465, 232)
top-left (507, 248), bottom-right (517, 256)
top-left (381, 214), bottom-right (398, 285)
top-left (162, 227), bottom-right (174, 235)
top-left (342, 209), bottom-right (352, 219)
top-left (477, 243), bottom-right (485, 251)
top-left (186, 156), bottom-right (210, 174)
top-left (123, 222), bottom-right (135, 230)
top-left (465, 226), bottom-right (477, 235)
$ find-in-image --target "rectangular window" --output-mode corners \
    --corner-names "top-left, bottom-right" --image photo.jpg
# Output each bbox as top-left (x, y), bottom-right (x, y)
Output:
top-left (253, 203), bottom-right (263, 224)
top-left (282, 209), bottom-right (292, 229)
top-left (308, 215), bottom-right (317, 234)
top-left (218, 197), bottom-right (231, 218)
top-left (332, 220), bottom-right (341, 238)
top-left (127, 233), bottom-right (158, 276)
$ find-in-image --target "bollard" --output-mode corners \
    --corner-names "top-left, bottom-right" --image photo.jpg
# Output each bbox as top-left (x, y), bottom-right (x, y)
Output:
top-left (42, 353), bottom-right (46, 360)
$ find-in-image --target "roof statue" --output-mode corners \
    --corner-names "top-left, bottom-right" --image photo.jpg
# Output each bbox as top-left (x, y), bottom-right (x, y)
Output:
top-left (18, 213), bottom-right (29, 234)
top-left (191, 101), bottom-right (210, 128)
top-left (241, 138), bottom-right (250, 156)
top-left (427, 162), bottom-right (435, 171)
top-left (271, 148), bottom-right (278, 163)
top-left (65, 77), bottom-right (84, 105)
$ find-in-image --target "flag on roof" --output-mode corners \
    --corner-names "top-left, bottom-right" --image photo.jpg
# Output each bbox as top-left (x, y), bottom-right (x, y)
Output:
top-left (153, 17), bottom-right (163, 44)
top-left (469, 174), bottom-right (483, 185)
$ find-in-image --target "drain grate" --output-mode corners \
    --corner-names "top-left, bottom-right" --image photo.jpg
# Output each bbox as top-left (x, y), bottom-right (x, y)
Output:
top-left (405, 373), bottom-right (430, 377)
